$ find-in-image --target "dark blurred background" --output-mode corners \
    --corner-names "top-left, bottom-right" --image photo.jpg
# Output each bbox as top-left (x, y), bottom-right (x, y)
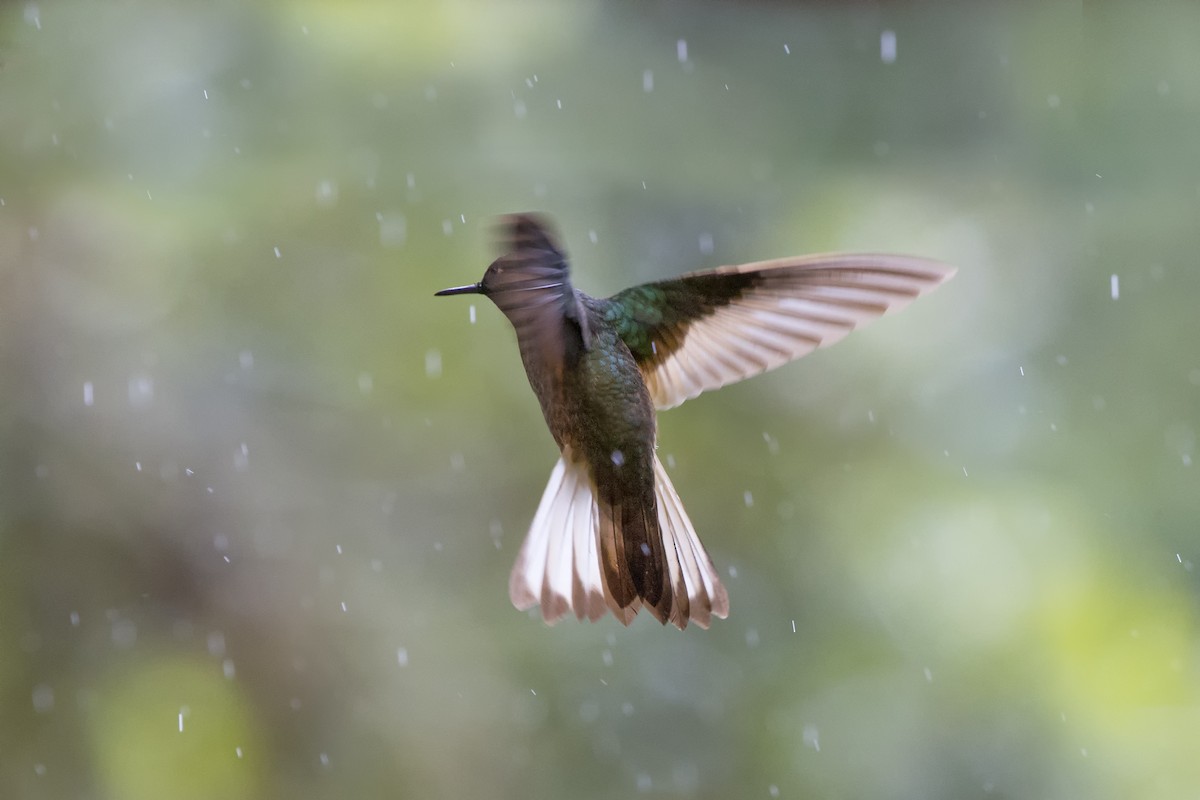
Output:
top-left (3, 1), bottom-right (1199, 798)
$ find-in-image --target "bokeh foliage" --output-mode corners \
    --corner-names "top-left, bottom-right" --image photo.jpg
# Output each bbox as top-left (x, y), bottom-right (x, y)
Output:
top-left (2, 1), bottom-right (1199, 798)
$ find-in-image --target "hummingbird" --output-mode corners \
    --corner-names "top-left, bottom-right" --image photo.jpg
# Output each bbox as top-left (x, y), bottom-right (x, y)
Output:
top-left (436, 213), bottom-right (954, 630)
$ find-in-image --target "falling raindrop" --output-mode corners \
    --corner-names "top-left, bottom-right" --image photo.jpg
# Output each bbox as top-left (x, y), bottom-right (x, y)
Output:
top-left (880, 30), bottom-right (897, 63)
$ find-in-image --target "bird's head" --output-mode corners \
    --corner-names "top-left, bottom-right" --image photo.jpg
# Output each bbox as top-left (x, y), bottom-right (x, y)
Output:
top-left (435, 214), bottom-right (573, 324)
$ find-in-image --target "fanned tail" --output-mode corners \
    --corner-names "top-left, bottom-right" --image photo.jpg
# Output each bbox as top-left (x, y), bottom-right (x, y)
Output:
top-left (509, 450), bottom-right (727, 629)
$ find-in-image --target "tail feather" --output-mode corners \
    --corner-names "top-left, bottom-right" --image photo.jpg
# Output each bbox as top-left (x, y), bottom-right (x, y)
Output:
top-left (509, 450), bottom-right (727, 629)
top-left (616, 498), bottom-right (671, 625)
top-left (572, 487), bottom-right (606, 620)
top-left (598, 498), bottom-right (637, 613)
top-left (653, 454), bottom-right (729, 628)
top-left (510, 453), bottom-right (602, 622)
top-left (539, 461), bottom-right (575, 622)
top-left (508, 458), bottom-right (565, 611)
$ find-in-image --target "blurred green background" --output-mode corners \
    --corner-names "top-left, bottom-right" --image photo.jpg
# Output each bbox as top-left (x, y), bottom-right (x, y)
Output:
top-left (3, 1), bottom-right (1199, 798)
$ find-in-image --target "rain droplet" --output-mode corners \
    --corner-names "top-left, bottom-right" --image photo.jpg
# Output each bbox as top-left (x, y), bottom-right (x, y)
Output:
top-left (803, 723), bottom-right (820, 751)
top-left (127, 375), bottom-right (154, 408)
top-left (880, 30), bottom-right (897, 63)
top-left (233, 442), bottom-right (249, 471)
top-left (315, 180), bottom-right (338, 207)
top-left (378, 211), bottom-right (407, 248)
top-left (425, 350), bottom-right (442, 378)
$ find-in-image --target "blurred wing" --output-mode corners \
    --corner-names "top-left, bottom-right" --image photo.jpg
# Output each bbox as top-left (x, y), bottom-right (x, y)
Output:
top-left (487, 213), bottom-right (593, 361)
top-left (496, 212), bottom-right (568, 258)
top-left (606, 254), bottom-right (955, 410)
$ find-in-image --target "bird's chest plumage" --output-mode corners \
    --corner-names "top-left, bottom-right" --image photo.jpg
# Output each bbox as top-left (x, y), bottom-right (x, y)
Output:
top-left (519, 312), bottom-right (656, 477)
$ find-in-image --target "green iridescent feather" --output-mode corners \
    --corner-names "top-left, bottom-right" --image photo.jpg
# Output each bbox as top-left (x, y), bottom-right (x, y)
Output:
top-left (604, 272), bottom-right (759, 366)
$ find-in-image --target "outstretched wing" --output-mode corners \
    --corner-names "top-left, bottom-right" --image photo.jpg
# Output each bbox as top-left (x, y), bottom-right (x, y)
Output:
top-left (605, 254), bottom-right (956, 410)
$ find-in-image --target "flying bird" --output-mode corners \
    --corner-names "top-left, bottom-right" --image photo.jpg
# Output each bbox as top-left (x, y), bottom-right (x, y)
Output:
top-left (436, 213), bottom-right (954, 629)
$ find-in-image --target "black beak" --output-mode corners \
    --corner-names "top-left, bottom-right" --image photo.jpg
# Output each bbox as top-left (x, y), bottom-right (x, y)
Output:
top-left (434, 283), bottom-right (483, 297)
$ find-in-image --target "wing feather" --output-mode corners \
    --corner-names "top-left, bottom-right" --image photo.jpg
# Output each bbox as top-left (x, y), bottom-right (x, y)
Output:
top-left (607, 254), bottom-right (955, 409)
